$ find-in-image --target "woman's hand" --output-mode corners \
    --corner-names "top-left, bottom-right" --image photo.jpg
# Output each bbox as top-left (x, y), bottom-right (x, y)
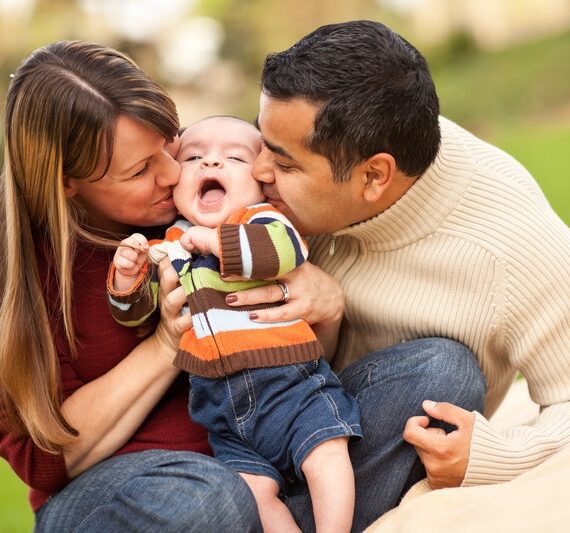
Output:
top-left (225, 261), bottom-right (344, 325)
top-left (225, 262), bottom-right (344, 360)
top-left (151, 257), bottom-right (192, 357)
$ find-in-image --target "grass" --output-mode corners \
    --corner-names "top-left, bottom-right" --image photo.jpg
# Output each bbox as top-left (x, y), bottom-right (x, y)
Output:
top-left (490, 123), bottom-right (570, 225)
top-left (0, 460), bottom-right (34, 532)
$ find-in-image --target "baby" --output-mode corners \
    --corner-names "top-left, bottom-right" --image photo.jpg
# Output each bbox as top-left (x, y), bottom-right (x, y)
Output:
top-left (108, 116), bottom-right (361, 532)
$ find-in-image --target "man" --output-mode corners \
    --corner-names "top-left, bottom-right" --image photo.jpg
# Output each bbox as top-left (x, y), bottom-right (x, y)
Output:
top-left (252, 19), bottom-right (570, 528)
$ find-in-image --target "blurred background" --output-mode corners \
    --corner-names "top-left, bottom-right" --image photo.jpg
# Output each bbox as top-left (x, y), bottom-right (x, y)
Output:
top-left (1, 0), bottom-right (569, 530)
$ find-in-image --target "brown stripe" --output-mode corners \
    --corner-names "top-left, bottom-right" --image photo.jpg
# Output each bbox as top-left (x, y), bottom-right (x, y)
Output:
top-left (107, 290), bottom-right (156, 323)
top-left (173, 340), bottom-right (324, 378)
top-left (244, 224), bottom-right (280, 279)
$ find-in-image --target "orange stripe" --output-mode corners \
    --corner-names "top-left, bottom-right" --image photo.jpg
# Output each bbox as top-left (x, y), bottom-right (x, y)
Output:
top-left (179, 331), bottom-right (220, 361)
top-left (214, 322), bottom-right (316, 354)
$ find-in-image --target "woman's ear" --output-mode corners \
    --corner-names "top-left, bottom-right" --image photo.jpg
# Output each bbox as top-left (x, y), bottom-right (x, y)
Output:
top-left (63, 176), bottom-right (78, 198)
top-left (362, 153), bottom-right (396, 203)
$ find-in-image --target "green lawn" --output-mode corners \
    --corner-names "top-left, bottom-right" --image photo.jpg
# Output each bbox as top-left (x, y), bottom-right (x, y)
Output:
top-left (0, 460), bottom-right (34, 532)
top-left (490, 123), bottom-right (570, 225)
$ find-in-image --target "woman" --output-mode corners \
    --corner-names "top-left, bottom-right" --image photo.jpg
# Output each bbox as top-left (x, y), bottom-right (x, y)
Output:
top-left (0, 40), bottom-right (265, 531)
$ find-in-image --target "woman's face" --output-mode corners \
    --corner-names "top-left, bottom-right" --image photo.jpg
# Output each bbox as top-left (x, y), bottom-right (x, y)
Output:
top-left (65, 115), bottom-right (181, 233)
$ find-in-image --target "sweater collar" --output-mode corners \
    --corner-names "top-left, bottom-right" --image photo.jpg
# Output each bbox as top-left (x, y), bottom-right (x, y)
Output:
top-left (333, 117), bottom-right (474, 251)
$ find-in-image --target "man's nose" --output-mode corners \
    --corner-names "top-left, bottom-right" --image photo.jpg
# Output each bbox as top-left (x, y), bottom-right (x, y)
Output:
top-left (252, 148), bottom-right (274, 183)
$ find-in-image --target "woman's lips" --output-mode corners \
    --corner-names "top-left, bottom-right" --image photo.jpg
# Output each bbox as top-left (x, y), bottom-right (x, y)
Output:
top-left (153, 193), bottom-right (175, 209)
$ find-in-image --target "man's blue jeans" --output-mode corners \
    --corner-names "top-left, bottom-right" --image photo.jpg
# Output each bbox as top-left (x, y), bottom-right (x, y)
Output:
top-left (286, 337), bottom-right (485, 532)
top-left (35, 338), bottom-right (484, 532)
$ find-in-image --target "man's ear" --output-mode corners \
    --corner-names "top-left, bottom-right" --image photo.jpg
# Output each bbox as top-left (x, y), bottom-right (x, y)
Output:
top-left (360, 153), bottom-right (396, 203)
top-left (63, 176), bottom-right (78, 198)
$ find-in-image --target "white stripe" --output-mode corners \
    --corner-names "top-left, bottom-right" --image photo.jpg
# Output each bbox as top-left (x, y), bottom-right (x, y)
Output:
top-left (192, 308), bottom-right (301, 339)
top-left (173, 219), bottom-right (193, 232)
top-left (149, 240), bottom-right (191, 265)
top-left (108, 296), bottom-right (132, 311)
top-left (239, 225), bottom-right (253, 278)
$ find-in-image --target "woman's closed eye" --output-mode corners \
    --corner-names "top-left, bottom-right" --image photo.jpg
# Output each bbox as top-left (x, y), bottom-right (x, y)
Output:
top-left (132, 161), bottom-right (150, 178)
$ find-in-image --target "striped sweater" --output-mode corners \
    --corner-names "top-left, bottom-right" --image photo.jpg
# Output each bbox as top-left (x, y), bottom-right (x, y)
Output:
top-left (309, 116), bottom-right (570, 487)
top-left (108, 203), bottom-right (323, 378)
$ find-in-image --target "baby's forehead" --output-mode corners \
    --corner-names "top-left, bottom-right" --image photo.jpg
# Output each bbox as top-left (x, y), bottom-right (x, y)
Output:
top-left (180, 117), bottom-right (261, 142)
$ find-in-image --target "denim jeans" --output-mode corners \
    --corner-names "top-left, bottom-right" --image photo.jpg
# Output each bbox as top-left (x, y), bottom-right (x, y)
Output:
top-left (285, 337), bottom-right (486, 532)
top-left (34, 450), bottom-right (262, 532)
top-left (35, 338), bottom-right (484, 532)
top-left (189, 358), bottom-right (361, 488)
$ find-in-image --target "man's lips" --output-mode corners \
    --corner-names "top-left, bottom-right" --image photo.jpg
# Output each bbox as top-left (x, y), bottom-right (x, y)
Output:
top-left (263, 190), bottom-right (282, 204)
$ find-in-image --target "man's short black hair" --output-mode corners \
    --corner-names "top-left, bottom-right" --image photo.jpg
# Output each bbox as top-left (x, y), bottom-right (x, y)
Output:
top-left (261, 20), bottom-right (441, 182)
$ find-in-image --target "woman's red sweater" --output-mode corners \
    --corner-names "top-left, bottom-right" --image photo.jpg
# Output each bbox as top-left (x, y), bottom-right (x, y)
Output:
top-left (0, 240), bottom-right (210, 512)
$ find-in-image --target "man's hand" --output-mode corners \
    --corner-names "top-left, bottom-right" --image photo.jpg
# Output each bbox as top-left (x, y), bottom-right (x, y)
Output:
top-left (403, 400), bottom-right (475, 489)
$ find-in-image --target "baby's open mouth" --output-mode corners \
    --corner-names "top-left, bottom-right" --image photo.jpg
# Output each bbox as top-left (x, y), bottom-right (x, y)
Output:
top-left (199, 178), bottom-right (226, 204)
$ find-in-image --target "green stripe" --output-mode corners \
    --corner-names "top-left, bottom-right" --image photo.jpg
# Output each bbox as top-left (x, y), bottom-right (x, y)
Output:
top-left (265, 222), bottom-right (296, 277)
top-left (183, 267), bottom-right (268, 294)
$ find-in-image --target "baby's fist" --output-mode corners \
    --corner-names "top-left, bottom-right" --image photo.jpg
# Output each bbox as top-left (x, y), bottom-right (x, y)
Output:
top-left (113, 233), bottom-right (149, 290)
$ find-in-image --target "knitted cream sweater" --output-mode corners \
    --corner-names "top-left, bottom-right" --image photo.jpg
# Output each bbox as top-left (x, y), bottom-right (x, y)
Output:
top-left (310, 117), bottom-right (570, 486)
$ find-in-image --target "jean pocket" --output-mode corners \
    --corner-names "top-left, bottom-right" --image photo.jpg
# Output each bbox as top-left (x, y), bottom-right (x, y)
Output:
top-left (294, 359), bottom-right (319, 379)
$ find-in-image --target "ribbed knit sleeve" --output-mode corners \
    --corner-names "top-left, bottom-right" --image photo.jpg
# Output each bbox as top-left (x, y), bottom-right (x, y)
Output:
top-left (219, 203), bottom-right (308, 279)
top-left (310, 116), bottom-right (570, 486)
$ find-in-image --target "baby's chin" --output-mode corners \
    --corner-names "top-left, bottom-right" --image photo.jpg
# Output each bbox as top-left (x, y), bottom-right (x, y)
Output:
top-left (188, 210), bottom-right (229, 229)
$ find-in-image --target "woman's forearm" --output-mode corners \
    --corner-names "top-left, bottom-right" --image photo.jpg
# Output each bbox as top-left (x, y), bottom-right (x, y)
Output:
top-left (61, 334), bottom-right (179, 478)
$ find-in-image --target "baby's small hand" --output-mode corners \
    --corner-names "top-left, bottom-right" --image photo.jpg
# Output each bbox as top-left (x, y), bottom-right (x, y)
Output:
top-left (180, 226), bottom-right (220, 257)
top-left (113, 233), bottom-right (149, 291)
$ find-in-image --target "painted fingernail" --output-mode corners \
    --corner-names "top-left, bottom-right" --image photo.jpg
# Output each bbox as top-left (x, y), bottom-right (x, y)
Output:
top-left (249, 313), bottom-right (258, 320)
top-left (220, 273), bottom-right (229, 279)
top-left (226, 294), bottom-right (238, 303)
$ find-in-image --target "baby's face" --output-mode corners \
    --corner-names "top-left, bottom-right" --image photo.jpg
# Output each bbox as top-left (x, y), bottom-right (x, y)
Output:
top-left (174, 117), bottom-right (264, 227)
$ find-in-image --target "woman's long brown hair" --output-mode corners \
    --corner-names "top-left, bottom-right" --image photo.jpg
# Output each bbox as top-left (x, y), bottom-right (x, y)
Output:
top-left (0, 41), bottom-right (179, 452)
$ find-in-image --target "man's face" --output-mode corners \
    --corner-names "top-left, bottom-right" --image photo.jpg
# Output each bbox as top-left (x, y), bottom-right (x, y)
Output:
top-left (253, 94), bottom-right (366, 236)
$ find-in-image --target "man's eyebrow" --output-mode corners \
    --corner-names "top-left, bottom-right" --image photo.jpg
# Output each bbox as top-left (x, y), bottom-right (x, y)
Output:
top-left (254, 116), bottom-right (295, 159)
top-left (262, 137), bottom-right (294, 160)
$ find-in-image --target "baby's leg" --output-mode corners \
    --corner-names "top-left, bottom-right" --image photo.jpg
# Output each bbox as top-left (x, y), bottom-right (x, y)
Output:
top-left (240, 473), bottom-right (301, 533)
top-left (301, 437), bottom-right (354, 533)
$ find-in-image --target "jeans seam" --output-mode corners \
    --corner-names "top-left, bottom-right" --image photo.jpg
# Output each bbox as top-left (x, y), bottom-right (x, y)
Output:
top-left (226, 373), bottom-right (255, 449)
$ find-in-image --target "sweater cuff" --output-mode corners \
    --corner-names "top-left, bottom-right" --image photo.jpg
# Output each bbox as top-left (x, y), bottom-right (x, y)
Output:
top-left (219, 224), bottom-right (242, 275)
top-left (462, 411), bottom-right (541, 487)
top-left (107, 262), bottom-right (149, 301)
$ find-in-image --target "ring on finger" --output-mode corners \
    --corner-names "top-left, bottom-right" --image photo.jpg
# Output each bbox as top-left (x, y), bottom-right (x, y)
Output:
top-left (276, 280), bottom-right (290, 303)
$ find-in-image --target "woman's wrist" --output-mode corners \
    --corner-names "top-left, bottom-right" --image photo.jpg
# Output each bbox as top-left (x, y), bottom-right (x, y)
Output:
top-left (146, 327), bottom-right (181, 371)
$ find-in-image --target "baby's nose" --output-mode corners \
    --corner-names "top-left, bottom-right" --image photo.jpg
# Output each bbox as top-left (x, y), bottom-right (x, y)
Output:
top-left (200, 158), bottom-right (221, 168)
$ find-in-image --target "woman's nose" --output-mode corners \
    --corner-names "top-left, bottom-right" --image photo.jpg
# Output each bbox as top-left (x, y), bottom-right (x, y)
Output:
top-left (156, 151), bottom-right (181, 186)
